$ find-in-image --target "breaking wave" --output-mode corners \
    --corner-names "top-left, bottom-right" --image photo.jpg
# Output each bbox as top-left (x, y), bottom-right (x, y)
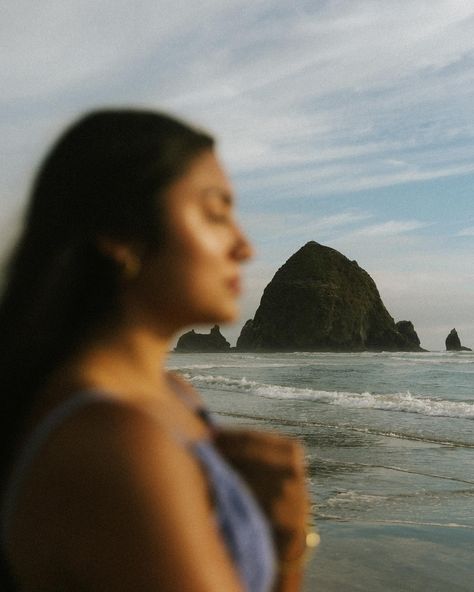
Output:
top-left (185, 374), bottom-right (474, 420)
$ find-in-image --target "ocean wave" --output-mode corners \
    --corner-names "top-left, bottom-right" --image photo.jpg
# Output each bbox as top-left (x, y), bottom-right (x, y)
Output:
top-left (186, 374), bottom-right (474, 420)
top-left (319, 489), bottom-right (474, 528)
top-left (168, 362), bottom-right (304, 371)
top-left (170, 351), bottom-right (474, 371)
top-left (389, 356), bottom-right (474, 366)
top-left (317, 516), bottom-right (474, 528)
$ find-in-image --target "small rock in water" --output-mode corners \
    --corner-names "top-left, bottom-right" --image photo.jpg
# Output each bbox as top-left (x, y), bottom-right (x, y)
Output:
top-left (445, 328), bottom-right (472, 351)
top-left (175, 325), bottom-right (231, 352)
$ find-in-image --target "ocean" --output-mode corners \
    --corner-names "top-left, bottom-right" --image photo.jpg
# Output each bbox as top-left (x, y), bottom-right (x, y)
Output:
top-left (168, 350), bottom-right (473, 592)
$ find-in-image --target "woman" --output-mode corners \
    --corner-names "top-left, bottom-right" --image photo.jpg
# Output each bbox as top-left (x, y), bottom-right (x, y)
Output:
top-left (0, 109), bottom-right (315, 591)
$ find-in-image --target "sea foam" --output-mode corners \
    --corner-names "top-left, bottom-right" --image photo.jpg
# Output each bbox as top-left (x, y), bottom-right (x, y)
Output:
top-left (186, 373), bottom-right (474, 420)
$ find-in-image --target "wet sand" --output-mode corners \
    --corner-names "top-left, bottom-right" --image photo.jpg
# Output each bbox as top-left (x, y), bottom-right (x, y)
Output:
top-left (304, 521), bottom-right (473, 592)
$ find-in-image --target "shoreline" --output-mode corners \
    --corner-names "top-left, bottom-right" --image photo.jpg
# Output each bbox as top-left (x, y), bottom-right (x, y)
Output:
top-left (172, 351), bottom-right (474, 592)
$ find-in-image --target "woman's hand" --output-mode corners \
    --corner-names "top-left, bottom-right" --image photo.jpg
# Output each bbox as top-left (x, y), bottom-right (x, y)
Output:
top-left (214, 428), bottom-right (310, 563)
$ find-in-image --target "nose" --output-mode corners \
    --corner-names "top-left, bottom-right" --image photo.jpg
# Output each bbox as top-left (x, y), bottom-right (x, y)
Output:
top-left (233, 224), bottom-right (254, 262)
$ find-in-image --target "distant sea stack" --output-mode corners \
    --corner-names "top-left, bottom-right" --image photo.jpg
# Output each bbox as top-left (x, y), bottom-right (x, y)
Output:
top-left (445, 328), bottom-right (472, 352)
top-left (175, 325), bottom-right (231, 353)
top-left (237, 242), bottom-right (424, 352)
top-left (395, 321), bottom-right (422, 349)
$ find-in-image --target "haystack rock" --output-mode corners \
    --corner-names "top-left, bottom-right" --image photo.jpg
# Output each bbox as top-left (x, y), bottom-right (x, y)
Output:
top-left (237, 242), bottom-right (424, 352)
top-left (175, 325), bottom-right (231, 352)
top-left (445, 328), bottom-right (472, 352)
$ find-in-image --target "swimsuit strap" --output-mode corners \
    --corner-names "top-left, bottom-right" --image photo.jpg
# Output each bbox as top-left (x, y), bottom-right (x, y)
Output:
top-left (166, 373), bottom-right (215, 428)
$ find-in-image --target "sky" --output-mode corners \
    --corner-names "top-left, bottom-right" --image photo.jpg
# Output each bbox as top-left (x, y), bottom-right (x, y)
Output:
top-left (1, 0), bottom-right (474, 350)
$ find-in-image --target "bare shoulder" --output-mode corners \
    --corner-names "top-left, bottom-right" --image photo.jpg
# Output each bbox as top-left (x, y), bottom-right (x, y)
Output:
top-left (10, 399), bottom-right (244, 591)
top-left (17, 397), bottom-right (193, 486)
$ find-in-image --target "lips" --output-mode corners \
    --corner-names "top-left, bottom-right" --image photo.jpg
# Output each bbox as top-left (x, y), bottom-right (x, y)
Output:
top-left (226, 276), bottom-right (241, 295)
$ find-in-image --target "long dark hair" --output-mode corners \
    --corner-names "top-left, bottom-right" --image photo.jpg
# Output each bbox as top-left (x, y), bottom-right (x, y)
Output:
top-left (0, 108), bottom-right (214, 495)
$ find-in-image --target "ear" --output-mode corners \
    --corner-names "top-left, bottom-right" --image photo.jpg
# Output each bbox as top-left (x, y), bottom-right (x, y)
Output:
top-left (97, 236), bottom-right (132, 263)
top-left (97, 237), bottom-right (142, 280)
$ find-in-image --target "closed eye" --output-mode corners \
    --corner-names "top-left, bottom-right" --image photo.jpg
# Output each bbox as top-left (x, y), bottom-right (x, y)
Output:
top-left (202, 188), bottom-right (234, 223)
top-left (207, 212), bottom-right (230, 222)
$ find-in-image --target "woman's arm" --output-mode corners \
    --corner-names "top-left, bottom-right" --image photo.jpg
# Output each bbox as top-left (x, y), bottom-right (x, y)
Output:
top-left (10, 401), bottom-right (246, 592)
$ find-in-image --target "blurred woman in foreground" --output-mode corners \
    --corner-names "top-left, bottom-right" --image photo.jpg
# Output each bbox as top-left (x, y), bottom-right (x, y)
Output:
top-left (0, 109), bottom-right (316, 591)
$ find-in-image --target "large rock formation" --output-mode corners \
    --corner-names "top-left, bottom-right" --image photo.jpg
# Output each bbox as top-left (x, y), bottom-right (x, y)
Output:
top-left (445, 328), bottom-right (472, 351)
top-left (237, 242), bottom-right (424, 352)
top-left (175, 325), bottom-right (231, 352)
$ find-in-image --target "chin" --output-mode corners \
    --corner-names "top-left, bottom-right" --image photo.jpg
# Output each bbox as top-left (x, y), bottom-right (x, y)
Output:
top-left (183, 292), bottom-right (239, 325)
top-left (208, 311), bottom-right (238, 325)
top-left (201, 304), bottom-right (239, 325)
top-left (220, 301), bottom-right (240, 322)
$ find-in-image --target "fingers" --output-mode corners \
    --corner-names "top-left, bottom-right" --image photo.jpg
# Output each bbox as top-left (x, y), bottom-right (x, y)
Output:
top-left (215, 429), bottom-right (306, 474)
top-left (215, 429), bottom-right (306, 487)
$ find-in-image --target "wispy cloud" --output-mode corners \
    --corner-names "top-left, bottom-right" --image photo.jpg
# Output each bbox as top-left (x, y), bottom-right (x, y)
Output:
top-left (351, 220), bottom-right (430, 238)
top-left (458, 226), bottom-right (474, 236)
top-left (1, 0), bottom-right (474, 349)
top-left (3, 1), bottom-right (474, 198)
top-left (1, 0), bottom-right (251, 102)
top-left (242, 210), bottom-right (373, 243)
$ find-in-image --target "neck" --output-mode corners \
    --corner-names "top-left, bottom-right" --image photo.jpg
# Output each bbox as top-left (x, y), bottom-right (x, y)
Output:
top-left (72, 317), bottom-right (178, 400)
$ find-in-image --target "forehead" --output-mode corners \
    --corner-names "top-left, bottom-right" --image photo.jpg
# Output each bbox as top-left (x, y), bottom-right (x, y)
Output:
top-left (183, 150), bottom-right (233, 193)
top-left (163, 149), bottom-right (234, 210)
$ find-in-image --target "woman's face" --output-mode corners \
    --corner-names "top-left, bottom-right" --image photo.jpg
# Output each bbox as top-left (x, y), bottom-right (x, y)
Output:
top-left (136, 149), bottom-right (253, 330)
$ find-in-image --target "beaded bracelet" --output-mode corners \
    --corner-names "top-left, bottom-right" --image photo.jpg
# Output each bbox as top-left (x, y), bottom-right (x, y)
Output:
top-left (278, 528), bottom-right (321, 574)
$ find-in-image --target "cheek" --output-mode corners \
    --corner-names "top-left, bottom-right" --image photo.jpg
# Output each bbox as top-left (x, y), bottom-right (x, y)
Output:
top-left (172, 212), bottom-right (228, 270)
top-left (142, 206), bottom-right (234, 314)
top-left (138, 247), bottom-right (237, 325)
